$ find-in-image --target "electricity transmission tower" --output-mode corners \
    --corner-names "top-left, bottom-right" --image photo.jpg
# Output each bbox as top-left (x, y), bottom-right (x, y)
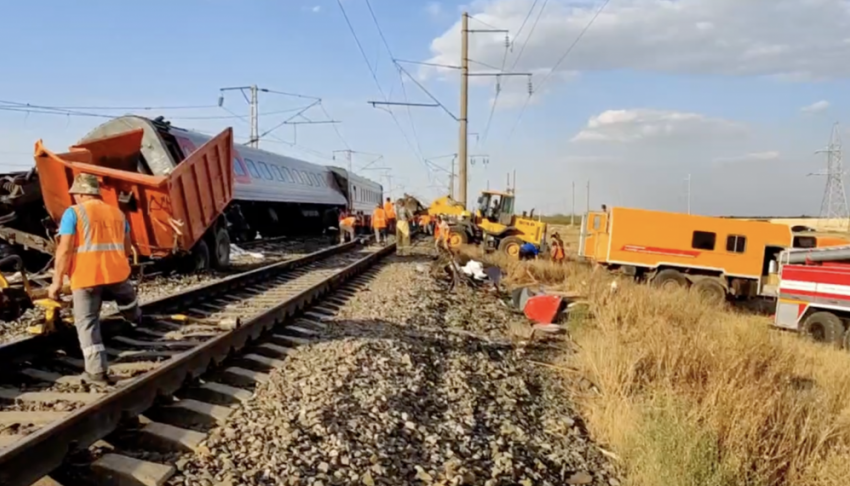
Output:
top-left (809, 123), bottom-right (849, 230)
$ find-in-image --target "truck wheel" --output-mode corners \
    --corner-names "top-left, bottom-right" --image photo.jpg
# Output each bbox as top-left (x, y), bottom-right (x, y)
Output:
top-left (498, 236), bottom-right (524, 259)
top-left (802, 311), bottom-right (844, 347)
top-left (210, 227), bottom-right (231, 270)
top-left (692, 278), bottom-right (726, 304)
top-left (188, 240), bottom-right (211, 272)
top-left (651, 269), bottom-right (689, 291)
top-left (447, 229), bottom-right (468, 248)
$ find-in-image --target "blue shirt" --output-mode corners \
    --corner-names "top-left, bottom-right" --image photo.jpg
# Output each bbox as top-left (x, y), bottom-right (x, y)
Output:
top-left (520, 242), bottom-right (539, 256)
top-left (58, 206), bottom-right (130, 236)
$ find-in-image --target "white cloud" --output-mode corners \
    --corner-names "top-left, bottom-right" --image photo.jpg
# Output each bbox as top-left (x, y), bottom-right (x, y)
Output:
top-left (713, 151), bottom-right (781, 163)
top-left (801, 100), bottom-right (830, 113)
top-left (571, 109), bottom-right (747, 143)
top-left (426, 2), bottom-right (442, 17)
top-left (312, 5), bottom-right (322, 13)
top-left (424, 0), bottom-right (850, 85)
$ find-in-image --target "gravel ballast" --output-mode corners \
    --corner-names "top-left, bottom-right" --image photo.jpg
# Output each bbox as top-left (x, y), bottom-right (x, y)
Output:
top-left (171, 242), bottom-right (617, 486)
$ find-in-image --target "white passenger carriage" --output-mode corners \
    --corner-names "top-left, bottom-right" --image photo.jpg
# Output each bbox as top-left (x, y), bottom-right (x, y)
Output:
top-left (79, 115), bottom-right (382, 240)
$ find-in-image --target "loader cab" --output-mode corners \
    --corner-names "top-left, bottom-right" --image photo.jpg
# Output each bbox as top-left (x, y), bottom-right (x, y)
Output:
top-left (477, 190), bottom-right (514, 226)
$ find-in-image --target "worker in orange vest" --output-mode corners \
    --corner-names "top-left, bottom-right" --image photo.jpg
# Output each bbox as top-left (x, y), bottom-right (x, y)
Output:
top-left (372, 203), bottom-right (387, 244)
top-left (339, 211), bottom-right (356, 243)
top-left (550, 232), bottom-right (566, 263)
top-left (434, 215), bottom-right (450, 252)
top-left (384, 197), bottom-right (396, 234)
top-left (48, 173), bottom-right (141, 385)
top-left (419, 214), bottom-right (432, 235)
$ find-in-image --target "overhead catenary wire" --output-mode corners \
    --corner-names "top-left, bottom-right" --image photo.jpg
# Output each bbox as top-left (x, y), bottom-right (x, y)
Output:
top-left (504, 0), bottom-right (611, 144)
top-left (481, 0), bottom-right (546, 146)
top-left (335, 0), bottom-right (427, 169)
top-left (363, 0), bottom-right (427, 165)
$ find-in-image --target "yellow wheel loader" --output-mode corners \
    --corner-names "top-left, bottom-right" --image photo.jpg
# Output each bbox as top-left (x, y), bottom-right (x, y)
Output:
top-left (427, 190), bottom-right (548, 258)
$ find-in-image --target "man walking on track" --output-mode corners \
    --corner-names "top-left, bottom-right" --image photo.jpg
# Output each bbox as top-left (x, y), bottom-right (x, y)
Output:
top-left (394, 198), bottom-right (412, 255)
top-left (384, 197), bottom-right (396, 234)
top-left (48, 173), bottom-right (141, 385)
top-left (372, 203), bottom-right (387, 244)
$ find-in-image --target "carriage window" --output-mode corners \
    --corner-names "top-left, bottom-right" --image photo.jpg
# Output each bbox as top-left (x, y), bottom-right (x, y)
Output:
top-left (726, 235), bottom-right (746, 253)
top-left (308, 173), bottom-right (319, 187)
top-left (692, 231), bottom-right (716, 250)
top-left (300, 171), bottom-right (310, 185)
top-left (270, 165), bottom-right (284, 181)
top-left (244, 159), bottom-right (260, 178)
top-left (353, 186), bottom-right (357, 201)
top-left (291, 171), bottom-right (304, 184)
top-left (257, 161), bottom-right (273, 180)
top-left (280, 167), bottom-right (294, 183)
top-left (232, 157), bottom-right (246, 176)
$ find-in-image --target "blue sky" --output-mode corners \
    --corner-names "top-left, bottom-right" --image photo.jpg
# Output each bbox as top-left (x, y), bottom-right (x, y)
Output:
top-left (1, 0), bottom-right (848, 217)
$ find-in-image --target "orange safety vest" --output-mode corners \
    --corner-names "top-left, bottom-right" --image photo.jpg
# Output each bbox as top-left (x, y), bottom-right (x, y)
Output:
top-left (69, 199), bottom-right (131, 290)
top-left (372, 208), bottom-right (387, 229)
top-left (420, 215), bottom-right (431, 226)
top-left (552, 243), bottom-right (565, 262)
top-left (383, 201), bottom-right (396, 219)
top-left (341, 216), bottom-right (356, 227)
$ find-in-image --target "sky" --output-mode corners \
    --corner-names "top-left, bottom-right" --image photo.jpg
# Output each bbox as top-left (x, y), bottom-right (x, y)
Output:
top-left (0, 0), bottom-right (848, 217)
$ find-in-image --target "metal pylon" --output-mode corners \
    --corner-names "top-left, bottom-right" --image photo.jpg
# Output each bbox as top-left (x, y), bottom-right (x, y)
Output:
top-left (814, 123), bottom-right (849, 231)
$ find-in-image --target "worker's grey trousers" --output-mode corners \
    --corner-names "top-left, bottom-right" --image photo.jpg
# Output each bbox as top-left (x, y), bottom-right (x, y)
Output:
top-left (339, 224), bottom-right (355, 243)
top-left (72, 280), bottom-right (141, 376)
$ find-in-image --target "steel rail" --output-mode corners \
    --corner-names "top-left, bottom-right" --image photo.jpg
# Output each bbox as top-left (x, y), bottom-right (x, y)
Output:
top-left (0, 240), bottom-right (395, 486)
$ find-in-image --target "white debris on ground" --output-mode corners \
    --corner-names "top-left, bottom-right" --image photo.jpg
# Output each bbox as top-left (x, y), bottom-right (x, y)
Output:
top-left (170, 243), bottom-right (619, 486)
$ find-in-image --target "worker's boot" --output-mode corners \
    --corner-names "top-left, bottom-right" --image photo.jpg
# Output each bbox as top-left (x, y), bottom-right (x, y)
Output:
top-left (82, 371), bottom-right (116, 386)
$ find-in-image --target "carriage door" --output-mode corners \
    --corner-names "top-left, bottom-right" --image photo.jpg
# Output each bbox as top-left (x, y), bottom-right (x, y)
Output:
top-left (582, 211), bottom-right (609, 261)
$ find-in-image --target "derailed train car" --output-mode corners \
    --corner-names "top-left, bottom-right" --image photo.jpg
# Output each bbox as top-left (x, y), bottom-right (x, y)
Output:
top-left (0, 115), bottom-right (382, 272)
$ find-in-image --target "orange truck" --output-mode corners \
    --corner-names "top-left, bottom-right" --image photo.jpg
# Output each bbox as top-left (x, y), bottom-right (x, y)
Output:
top-left (33, 127), bottom-right (234, 270)
top-left (579, 206), bottom-right (849, 301)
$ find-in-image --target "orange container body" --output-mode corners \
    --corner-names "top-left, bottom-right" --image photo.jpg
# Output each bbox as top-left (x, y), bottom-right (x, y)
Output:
top-left (32, 128), bottom-right (233, 259)
top-left (581, 207), bottom-right (794, 279)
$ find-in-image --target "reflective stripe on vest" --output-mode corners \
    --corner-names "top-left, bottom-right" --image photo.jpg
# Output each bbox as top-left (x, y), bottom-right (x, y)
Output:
top-left (70, 200), bottom-right (131, 290)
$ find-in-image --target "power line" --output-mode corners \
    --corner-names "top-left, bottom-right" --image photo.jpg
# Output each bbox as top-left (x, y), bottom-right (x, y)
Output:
top-left (364, 0), bottom-right (426, 163)
top-left (508, 0), bottom-right (549, 73)
top-left (504, 0), bottom-right (611, 144)
top-left (536, 0), bottom-right (611, 92)
top-left (319, 103), bottom-right (352, 151)
top-left (335, 0), bottom-right (426, 168)
top-left (481, 0), bottom-right (545, 146)
top-left (0, 101), bottom-right (217, 111)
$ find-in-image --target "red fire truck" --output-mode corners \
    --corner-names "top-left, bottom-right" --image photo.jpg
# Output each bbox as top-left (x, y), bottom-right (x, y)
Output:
top-left (774, 245), bottom-right (850, 348)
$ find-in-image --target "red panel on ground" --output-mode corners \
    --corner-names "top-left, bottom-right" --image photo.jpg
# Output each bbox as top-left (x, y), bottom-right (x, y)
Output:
top-left (523, 295), bottom-right (563, 324)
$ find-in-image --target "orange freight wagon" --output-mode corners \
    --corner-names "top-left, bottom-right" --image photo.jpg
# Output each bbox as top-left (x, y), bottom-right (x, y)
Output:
top-left (32, 127), bottom-right (234, 270)
top-left (578, 207), bottom-right (844, 301)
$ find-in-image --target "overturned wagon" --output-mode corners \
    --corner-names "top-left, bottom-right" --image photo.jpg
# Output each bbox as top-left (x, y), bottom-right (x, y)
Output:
top-left (34, 127), bottom-right (235, 269)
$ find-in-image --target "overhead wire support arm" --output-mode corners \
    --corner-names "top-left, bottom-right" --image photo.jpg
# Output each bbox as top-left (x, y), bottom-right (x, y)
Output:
top-left (394, 59), bottom-right (461, 70)
top-left (368, 101), bottom-right (440, 108)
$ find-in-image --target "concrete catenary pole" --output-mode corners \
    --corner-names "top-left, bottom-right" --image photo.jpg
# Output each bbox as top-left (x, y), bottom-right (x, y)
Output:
top-left (249, 85), bottom-right (259, 149)
top-left (571, 181), bottom-right (576, 226)
top-left (458, 12), bottom-right (470, 208)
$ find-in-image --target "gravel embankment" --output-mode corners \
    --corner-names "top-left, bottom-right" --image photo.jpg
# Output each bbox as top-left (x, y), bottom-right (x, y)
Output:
top-left (0, 238), bottom-right (333, 344)
top-left (170, 242), bottom-right (618, 486)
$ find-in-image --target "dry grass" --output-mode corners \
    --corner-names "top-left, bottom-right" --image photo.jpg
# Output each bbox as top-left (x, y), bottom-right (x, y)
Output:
top-left (461, 247), bottom-right (850, 486)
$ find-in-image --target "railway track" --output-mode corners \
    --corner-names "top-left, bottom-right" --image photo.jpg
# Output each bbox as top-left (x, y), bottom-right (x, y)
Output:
top-left (0, 239), bottom-right (396, 486)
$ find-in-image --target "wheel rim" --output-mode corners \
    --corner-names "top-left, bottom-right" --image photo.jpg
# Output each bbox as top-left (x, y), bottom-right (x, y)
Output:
top-left (660, 279), bottom-right (680, 290)
top-left (449, 234), bottom-right (462, 247)
top-left (506, 243), bottom-right (520, 257)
